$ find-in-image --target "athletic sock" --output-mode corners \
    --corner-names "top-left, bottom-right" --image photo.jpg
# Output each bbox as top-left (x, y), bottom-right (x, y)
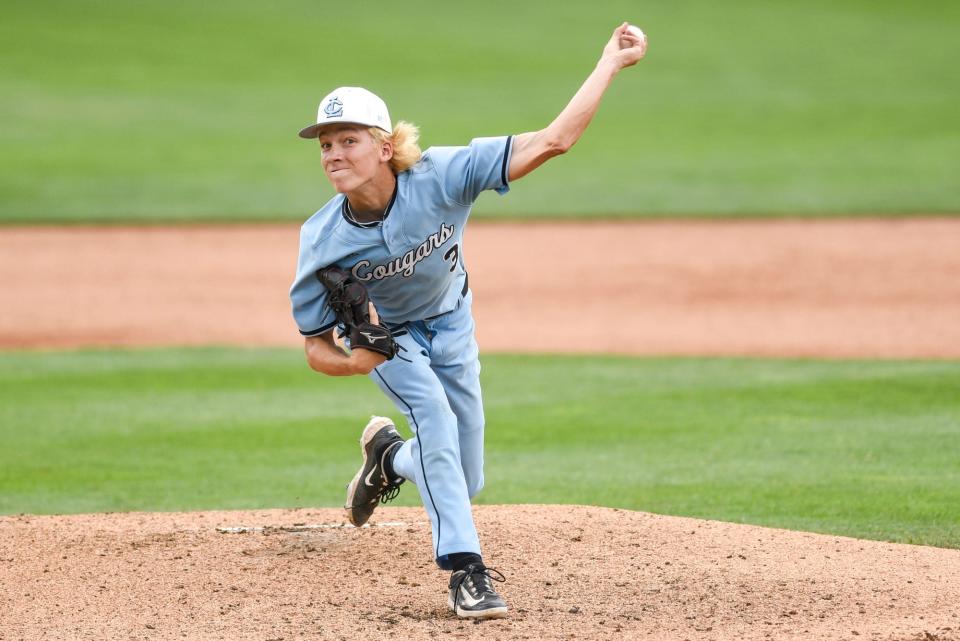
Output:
top-left (379, 439), bottom-right (402, 482)
top-left (448, 552), bottom-right (483, 573)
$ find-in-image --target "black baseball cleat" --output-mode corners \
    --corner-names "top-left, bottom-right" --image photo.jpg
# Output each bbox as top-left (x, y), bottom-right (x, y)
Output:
top-left (448, 563), bottom-right (508, 619)
top-left (344, 416), bottom-right (405, 527)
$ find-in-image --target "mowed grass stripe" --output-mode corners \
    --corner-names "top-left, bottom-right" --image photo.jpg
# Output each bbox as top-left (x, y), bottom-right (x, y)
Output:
top-left (1, 0), bottom-right (958, 221)
top-left (1, 349), bottom-right (957, 548)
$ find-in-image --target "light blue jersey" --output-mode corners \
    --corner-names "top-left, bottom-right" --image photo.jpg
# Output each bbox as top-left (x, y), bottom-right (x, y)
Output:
top-left (291, 136), bottom-right (513, 336)
top-left (291, 134), bottom-right (514, 566)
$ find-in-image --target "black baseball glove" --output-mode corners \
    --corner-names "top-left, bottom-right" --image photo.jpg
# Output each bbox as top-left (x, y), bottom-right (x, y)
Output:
top-left (316, 266), bottom-right (397, 360)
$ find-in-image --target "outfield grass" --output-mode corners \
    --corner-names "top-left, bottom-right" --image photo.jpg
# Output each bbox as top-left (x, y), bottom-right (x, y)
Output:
top-left (1, 349), bottom-right (957, 548)
top-left (1, 0), bottom-right (958, 222)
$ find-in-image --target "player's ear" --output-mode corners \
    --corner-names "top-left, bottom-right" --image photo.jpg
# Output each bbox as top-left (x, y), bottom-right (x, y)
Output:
top-left (379, 139), bottom-right (394, 163)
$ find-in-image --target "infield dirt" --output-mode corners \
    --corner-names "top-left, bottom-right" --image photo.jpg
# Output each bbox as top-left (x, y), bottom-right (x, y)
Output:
top-left (2, 218), bottom-right (959, 357)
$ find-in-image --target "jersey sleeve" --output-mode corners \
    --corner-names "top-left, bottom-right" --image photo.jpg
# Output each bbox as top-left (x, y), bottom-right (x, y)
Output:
top-left (431, 135), bottom-right (513, 205)
top-left (289, 230), bottom-right (338, 337)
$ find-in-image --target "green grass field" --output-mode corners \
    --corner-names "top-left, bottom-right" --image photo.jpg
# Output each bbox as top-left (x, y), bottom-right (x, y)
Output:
top-left (2, 0), bottom-right (958, 222)
top-left (2, 348), bottom-right (957, 548)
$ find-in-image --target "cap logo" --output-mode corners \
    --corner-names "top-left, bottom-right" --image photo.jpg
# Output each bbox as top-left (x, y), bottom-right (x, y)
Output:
top-left (323, 96), bottom-right (344, 119)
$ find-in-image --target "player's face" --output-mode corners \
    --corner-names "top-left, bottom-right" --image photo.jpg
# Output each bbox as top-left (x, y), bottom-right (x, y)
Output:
top-left (318, 125), bottom-right (384, 193)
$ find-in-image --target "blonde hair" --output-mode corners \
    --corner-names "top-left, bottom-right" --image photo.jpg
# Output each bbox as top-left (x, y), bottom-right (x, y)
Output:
top-left (370, 121), bottom-right (422, 174)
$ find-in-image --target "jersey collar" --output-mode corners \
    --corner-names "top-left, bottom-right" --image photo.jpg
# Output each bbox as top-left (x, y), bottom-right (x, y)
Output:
top-left (340, 181), bottom-right (398, 229)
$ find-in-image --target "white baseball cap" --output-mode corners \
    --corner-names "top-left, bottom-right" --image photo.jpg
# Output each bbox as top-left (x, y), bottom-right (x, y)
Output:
top-left (298, 87), bottom-right (392, 139)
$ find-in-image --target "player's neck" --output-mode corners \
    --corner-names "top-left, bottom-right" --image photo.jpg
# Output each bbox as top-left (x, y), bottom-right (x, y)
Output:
top-left (344, 169), bottom-right (397, 223)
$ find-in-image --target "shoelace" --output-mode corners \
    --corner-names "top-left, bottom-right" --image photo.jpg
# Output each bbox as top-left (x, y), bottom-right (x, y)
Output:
top-left (378, 480), bottom-right (402, 503)
top-left (452, 565), bottom-right (506, 607)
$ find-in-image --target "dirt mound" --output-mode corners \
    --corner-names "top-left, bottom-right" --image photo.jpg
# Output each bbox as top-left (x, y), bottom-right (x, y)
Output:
top-left (2, 505), bottom-right (957, 640)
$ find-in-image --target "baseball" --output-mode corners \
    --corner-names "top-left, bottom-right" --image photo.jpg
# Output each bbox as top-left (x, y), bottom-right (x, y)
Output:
top-left (621, 24), bottom-right (646, 49)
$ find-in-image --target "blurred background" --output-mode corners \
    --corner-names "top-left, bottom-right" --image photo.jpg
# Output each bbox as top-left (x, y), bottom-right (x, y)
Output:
top-left (2, 0), bottom-right (958, 222)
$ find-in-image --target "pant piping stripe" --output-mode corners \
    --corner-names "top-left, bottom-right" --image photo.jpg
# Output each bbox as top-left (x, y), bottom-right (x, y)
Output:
top-left (373, 368), bottom-right (442, 560)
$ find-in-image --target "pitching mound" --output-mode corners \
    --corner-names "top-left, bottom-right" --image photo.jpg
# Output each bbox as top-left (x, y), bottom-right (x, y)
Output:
top-left (2, 505), bottom-right (957, 640)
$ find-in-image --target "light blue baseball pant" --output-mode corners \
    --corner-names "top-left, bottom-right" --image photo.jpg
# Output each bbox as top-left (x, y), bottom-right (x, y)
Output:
top-left (369, 290), bottom-right (485, 568)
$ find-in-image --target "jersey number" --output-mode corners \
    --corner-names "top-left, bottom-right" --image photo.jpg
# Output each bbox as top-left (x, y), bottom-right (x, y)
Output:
top-left (443, 243), bottom-right (459, 272)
